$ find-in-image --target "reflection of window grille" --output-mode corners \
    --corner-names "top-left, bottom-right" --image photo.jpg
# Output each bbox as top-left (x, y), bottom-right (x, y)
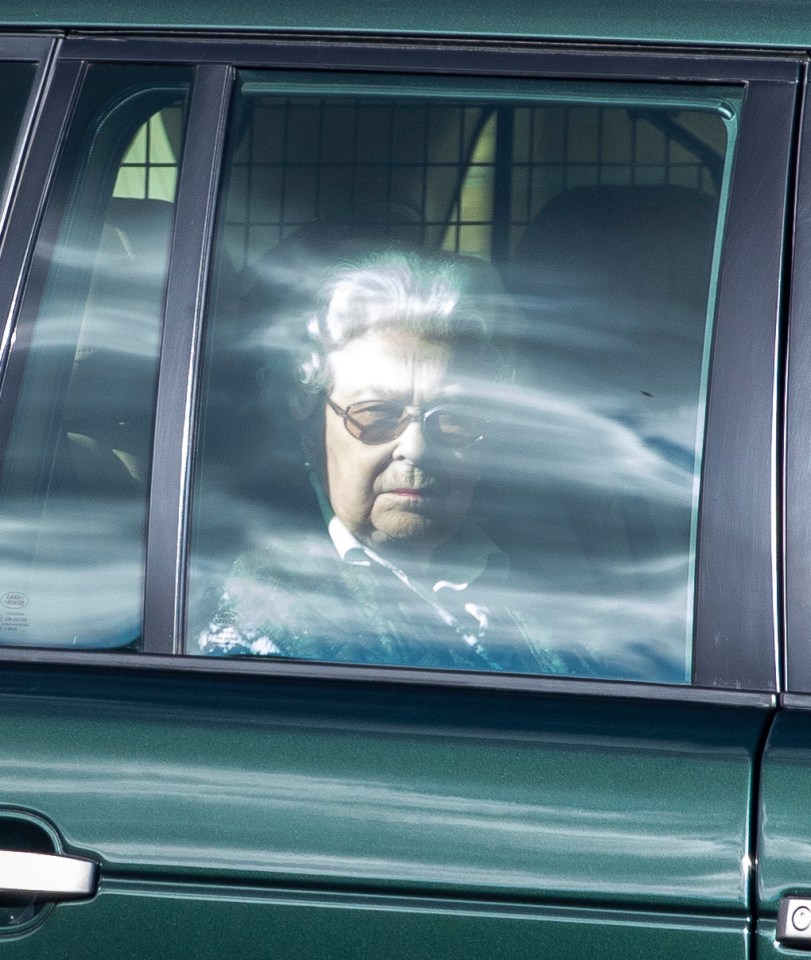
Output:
top-left (223, 99), bottom-right (491, 272)
top-left (442, 113), bottom-right (497, 259)
top-left (114, 108), bottom-right (183, 201)
top-left (504, 106), bottom-right (724, 258)
top-left (223, 97), bottom-right (725, 270)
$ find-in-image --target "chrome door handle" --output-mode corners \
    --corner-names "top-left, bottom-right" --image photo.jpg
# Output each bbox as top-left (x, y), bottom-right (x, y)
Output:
top-left (0, 849), bottom-right (98, 902)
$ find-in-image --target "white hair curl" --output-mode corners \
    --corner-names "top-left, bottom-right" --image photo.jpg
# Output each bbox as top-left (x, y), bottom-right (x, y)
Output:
top-left (296, 250), bottom-right (512, 392)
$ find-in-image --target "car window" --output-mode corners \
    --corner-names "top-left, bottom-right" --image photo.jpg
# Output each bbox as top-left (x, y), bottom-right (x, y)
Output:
top-left (0, 65), bottom-right (191, 649)
top-left (186, 72), bottom-right (741, 683)
top-left (0, 60), bottom-right (39, 224)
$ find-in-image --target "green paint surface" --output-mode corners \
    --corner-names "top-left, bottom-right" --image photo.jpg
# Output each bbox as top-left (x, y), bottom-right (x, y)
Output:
top-left (0, 0), bottom-right (806, 48)
top-left (0, 668), bottom-right (767, 927)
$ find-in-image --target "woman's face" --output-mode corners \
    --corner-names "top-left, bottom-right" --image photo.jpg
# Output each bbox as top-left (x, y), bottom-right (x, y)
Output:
top-left (322, 331), bottom-right (480, 562)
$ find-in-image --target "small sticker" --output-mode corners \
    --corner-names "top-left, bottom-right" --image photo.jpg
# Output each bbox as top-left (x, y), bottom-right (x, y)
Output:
top-left (1, 612), bottom-right (28, 631)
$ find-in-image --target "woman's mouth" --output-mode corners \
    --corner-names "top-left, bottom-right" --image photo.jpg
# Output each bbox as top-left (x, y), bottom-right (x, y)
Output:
top-left (389, 488), bottom-right (427, 498)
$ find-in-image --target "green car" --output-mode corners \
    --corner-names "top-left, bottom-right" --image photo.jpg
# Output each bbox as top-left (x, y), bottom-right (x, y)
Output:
top-left (0, 2), bottom-right (809, 957)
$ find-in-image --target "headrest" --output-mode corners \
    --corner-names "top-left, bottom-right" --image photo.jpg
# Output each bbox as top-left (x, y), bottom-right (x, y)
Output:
top-left (508, 184), bottom-right (717, 308)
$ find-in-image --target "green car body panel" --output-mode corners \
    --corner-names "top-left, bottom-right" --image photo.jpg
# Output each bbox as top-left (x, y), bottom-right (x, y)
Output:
top-left (758, 709), bottom-right (811, 920)
top-left (0, 666), bottom-right (770, 956)
top-left (0, 0), bottom-right (806, 48)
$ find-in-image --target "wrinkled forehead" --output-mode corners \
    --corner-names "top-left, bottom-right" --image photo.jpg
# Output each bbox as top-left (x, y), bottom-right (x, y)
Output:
top-left (326, 331), bottom-right (484, 400)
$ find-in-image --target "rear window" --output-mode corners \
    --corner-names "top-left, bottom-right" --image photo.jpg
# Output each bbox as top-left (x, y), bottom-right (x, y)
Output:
top-left (187, 72), bottom-right (741, 683)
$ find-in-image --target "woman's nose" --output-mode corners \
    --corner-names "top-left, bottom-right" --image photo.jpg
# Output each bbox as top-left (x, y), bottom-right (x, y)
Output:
top-left (392, 418), bottom-right (427, 462)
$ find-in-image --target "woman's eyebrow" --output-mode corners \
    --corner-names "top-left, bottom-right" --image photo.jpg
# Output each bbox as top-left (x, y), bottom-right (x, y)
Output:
top-left (341, 382), bottom-right (469, 403)
top-left (346, 387), bottom-right (411, 402)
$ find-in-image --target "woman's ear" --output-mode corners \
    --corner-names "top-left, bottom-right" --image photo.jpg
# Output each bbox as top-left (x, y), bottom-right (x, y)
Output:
top-left (290, 389), bottom-right (325, 469)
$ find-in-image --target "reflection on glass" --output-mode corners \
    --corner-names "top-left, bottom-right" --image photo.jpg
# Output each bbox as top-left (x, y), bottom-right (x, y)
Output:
top-left (197, 253), bottom-right (576, 672)
top-left (189, 76), bottom-right (741, 682)
top-left (0, 67), bottom-right (190, 649)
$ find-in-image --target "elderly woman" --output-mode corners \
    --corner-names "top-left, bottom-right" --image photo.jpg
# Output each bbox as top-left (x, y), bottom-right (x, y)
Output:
top-left (196, 250), bottom-right (582, 674)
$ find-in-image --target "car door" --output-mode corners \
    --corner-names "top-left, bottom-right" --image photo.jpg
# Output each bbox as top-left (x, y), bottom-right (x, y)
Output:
top-left (0, 37), bottom-right (795, 959)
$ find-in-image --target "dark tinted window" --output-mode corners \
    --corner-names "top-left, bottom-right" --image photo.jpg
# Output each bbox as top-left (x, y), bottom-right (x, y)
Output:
top-left (0, 61), bottom-right (37, 214)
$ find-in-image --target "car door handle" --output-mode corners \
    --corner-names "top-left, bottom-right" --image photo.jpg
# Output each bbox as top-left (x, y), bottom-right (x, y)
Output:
top-left (0, 849), bottom-right (98, 902)
top-left (778, 897), bottom-right (811, 948)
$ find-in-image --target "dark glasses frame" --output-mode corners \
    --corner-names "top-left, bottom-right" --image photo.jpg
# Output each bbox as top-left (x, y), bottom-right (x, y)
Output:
top-left (326, 396), bottom-right (485, 447)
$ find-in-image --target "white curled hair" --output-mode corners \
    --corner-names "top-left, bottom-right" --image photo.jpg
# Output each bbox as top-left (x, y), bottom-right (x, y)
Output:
top-left (296, 250), bottom-right (511, 393)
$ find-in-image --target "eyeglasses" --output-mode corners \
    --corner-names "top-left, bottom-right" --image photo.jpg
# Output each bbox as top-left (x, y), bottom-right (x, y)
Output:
top-left (326, 396), bottom-right (485, 447)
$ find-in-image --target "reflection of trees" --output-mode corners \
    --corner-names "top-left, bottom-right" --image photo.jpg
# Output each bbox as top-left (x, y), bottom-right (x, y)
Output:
top-left (470, 371), bottom-right (696, 683)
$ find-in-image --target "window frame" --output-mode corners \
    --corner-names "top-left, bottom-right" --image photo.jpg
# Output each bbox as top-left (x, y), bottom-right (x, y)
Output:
top-left (0, 34), bottom-right (63, 375)
top-left (0, 36), bottom-right (58, 234)
top-left (0, 35), bottom-right (797, 699)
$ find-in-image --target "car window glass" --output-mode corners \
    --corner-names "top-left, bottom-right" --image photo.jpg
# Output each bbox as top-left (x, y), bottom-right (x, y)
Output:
top-left (0, 65), bottom-right (191, 650)
top-left (187, 72), bottom-right (741, 682)
top-left (0, 61), bottom-right (39, 226)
